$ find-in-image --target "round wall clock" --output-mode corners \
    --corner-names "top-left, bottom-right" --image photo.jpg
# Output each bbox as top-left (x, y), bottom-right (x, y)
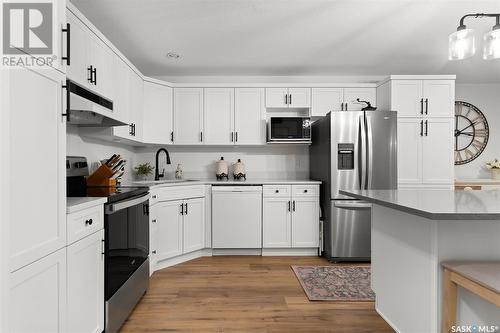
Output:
top-left (454, 101), bottom-right (489, 165)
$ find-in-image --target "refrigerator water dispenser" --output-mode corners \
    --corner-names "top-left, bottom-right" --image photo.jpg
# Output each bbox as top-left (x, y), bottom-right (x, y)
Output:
top-left (337, 143), bottom-right (354, 170)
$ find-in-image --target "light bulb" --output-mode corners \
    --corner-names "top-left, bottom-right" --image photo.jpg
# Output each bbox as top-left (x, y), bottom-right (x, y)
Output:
top-left (483, 29), bottom-right (500, 60)
top-left (448, 28), bottom-right (475, 60)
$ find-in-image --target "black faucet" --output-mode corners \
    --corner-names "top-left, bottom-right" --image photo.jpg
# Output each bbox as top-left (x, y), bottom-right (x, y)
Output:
top-left (155, 148), bottom-right (171, 181)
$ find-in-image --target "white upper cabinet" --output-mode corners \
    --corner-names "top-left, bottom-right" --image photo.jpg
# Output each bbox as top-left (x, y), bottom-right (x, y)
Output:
top-left (204, 88), bottom-right (235, 145)
top-left (128, 71), bottom-right (144, 141)
top-left (143, 81), bottom-right (173, 144)
top-left (234, 88), bottom-right (266, 145)
top-left (88, 33), bottom-right (115, 101)
top-left (265, 87), bottom-right (289, 108)
top-left (66, 11), bottom-right (90, 88)
top-left (265, 88), bottom-right (311, 108)
top-left (390, 79), bottom-right (454, 118)
top-left (173, 88), bottom-right (204, 144)
top-left (397, 119), bottom-right (423, 185)
top-left (311, 88), bottom-right (343, 116)
top-left (288, 88), bottom-right (311, 108)
top-left (422, 80), bottom-right (455, 118)
top-left (112, 58), bottom-right (132, 138)
top-left (343, 88), bottom-right (376, 111)
top-left (8, 67), bottom-right (66, 272)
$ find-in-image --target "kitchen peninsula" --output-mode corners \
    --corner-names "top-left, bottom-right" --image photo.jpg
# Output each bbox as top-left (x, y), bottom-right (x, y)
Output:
top-left (340, 189), bottom-right (500, 333)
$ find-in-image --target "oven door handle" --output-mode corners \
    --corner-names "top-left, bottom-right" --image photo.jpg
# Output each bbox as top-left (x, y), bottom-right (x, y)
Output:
top-left (105, 193), bottom-right (150, 214)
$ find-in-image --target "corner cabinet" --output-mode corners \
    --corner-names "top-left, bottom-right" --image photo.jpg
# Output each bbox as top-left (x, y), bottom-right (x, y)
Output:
top-left (263, 185), bottom-right (320, 249)
top-left (142, 81), bottom-right (173, 144)
top-left (377, 76), bottom-right (455, 188)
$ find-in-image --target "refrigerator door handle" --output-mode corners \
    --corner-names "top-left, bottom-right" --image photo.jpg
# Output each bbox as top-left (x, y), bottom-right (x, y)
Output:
top-left (365, 114), bottom-right (373, 189)
top-left (357, 116), bottom-right (365, 190)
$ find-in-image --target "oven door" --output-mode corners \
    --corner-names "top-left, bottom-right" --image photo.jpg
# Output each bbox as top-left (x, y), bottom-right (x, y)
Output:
top-left (269, 117), bottom-right (311, 141)
top-left (104, 193), bottom-right (149, 300)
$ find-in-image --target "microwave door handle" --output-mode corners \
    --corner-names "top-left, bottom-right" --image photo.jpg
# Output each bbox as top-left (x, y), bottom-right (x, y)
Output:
top-left (105, 193), bottom-right (150, 214)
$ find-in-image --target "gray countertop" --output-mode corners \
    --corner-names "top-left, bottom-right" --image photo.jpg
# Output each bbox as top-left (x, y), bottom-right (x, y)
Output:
top-left (67, 197), bottom-right (107, 214)
top-left (128, 179), bottom-right (321, 189)
top-left (339, 189), bottom-right (500, 220)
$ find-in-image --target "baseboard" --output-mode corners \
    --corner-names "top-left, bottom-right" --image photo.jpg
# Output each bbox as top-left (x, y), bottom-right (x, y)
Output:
top-left (154, 249), bottom-right (210, 271)
top-left (212, 248), bottom-right (262, 256)
top-left (261, 248), bottom-right (319, 256)
top-left (375, 302), bottom-right (402, 333)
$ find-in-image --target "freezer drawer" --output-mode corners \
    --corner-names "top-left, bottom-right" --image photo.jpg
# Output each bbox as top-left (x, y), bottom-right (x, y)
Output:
top-left (212, 186), bottom-right (262, 248)
top-left (329, 200), bottom-right (371, 261)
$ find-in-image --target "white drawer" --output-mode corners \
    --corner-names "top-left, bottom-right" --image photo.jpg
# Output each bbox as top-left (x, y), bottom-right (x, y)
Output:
top-left (151, 185), bottom-right (205, 204)
top-left (67, 205), bottom-right (104, 245)
top-left (292, 184), bottom-right (319, 197)
top-left (263, 185), bottom-right (291, 198)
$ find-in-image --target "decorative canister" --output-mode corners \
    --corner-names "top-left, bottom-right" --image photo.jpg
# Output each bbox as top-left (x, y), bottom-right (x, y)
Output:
top-left (216, 157), bottom-right (229, 180)
top-left (233, 159), bottom-right (246, 180)
top-left (175, 164), bottom-right (183, 179)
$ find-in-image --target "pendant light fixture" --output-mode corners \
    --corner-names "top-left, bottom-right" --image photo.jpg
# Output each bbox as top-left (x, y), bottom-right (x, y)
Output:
top-left (449, 13), bottom-right (500, 60)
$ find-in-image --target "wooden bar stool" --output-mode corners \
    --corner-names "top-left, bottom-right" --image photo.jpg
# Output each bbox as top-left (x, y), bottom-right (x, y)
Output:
top-left (442, 261), bottom-right (500, 333)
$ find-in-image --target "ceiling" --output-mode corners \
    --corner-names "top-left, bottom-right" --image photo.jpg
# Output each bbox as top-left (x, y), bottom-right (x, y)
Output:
top-left (71, 0), bottom-right (500, 83)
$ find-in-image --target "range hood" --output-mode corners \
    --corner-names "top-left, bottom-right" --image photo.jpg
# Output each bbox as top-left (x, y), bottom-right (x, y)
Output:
top-left (65, 80), bottom-right (127, 127)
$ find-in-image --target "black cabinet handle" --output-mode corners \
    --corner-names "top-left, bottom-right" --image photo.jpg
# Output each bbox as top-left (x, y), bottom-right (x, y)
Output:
top-left (61, 23), bottom-right (70, 65)
top-left (87, 66), bottom-right (93, 83)
top-left (292, 200), bottom-right (296, 212)
top-left (344, 103), bottom-right (347, 111)
top-left (420, 120), bottom-right (424, 136)
top-left (235, 132), bottom-right (238, 142)
top-left (284, 94), bottom-right (288, 105)
top-left (152, 250), bottom-right (157, 254)
top-left (62, 80), bottom-right (71, 122)
top-left (200, 131), bottom-right (203, 142)
top-left (288, 201), bottom-right (291, 212)
top-left (425, 120), bottom-right (428, 136)
top-left (304, 189), bottom-right (308, 193)
top-left (92, 67), bottom-right (97, 85)
top-left (180, 203), bottom-right (184, 215)
top-left (275, 189), bottom-right (279, 193)
top-left (425, 98), bottom-right (428, 115)
top-left (231, 132), bottom-right (234, 142)
top-left (420, 98), bottom-right (424, 115)
top-left (171, 131), bottom-right (174, 142)
top-left (152, 219), bottom-right (157, 223)
top-left (184, 203), bottom-right (188, 215)
top-left (152, 195), bottom-right (157, 199)
top-left (289, 94), bottom-right (292, 105)
top-left (85, 218), bottom-right (93, 226)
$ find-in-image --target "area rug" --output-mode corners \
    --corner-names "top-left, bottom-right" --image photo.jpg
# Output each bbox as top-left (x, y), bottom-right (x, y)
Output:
top-left (291, 265), bottom-right (375, 301)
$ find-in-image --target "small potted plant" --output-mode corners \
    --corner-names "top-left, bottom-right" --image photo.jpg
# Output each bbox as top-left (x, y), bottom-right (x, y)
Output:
top-left (485, 159), bottom-right (500, 180)
top-left (134, 163), bottom-right (155, 181)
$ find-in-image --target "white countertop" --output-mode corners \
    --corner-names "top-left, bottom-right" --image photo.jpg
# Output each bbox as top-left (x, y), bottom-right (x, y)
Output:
top-left (339, 189), bottom-right (500, 220)
top-left (127, 179), bottom-right (321, 189)
top-left (67, 197), bottom-right (107, 214)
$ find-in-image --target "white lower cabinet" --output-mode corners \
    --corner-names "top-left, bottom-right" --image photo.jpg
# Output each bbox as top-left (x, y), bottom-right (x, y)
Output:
top-left (263, 185), bottom-right (319, 249)
top-left (67, 230), bottom-right (104, 333)
top-left (9, 248), bottom-right (67, 333)
top-left (151, 197), bottom-right (205, 264)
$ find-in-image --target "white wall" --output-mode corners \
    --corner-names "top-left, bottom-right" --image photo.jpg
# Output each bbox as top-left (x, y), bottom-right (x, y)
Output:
top-left (66, 125), bottom-right (138, 183)
top-left (455, 84), bottom-right (500, 179)
top-left (135, 145), bottom-right (310, 181)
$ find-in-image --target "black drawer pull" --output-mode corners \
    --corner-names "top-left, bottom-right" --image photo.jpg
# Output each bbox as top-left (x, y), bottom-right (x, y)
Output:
top-left (85, 218), bottom-right (93, 226)
top-left (275, 190), bottom-right (279, 193)
top-left (304, 189), bottom-right (308, 193)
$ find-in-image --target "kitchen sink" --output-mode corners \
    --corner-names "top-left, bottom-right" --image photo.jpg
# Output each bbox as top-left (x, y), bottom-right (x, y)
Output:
top-left (132, 179), bottom-right (199, 185)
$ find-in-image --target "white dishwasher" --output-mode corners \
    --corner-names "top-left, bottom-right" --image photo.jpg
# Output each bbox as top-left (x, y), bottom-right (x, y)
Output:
top-left (212, 186), bottom-right (262, 248)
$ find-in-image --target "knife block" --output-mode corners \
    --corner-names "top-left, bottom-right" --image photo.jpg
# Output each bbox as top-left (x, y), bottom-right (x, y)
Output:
top-left (87, 164), bottom-right (117, 187)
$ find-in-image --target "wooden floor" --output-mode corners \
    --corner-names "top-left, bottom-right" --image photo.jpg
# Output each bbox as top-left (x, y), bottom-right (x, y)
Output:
top-left (121, 256), bottom-right (394, 333)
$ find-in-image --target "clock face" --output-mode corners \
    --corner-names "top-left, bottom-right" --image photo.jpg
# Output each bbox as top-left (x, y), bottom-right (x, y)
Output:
top-left (454, 101), bottom-right (489, 165)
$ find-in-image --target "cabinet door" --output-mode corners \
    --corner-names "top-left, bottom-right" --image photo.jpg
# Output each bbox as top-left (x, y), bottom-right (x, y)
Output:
top-left (397, 119), bottom-right (423, 185)
top-left (150, 209), bottom-right (158, 274)
top-left (9, 248), bottom-right (66, 333)
top-left (204, 88), bottom-right (234, 145)
top-left (8, 68), bottom-right (66, 272)
top-left (311, 88), bottom-right (343, 116)
top-left (291, 197), bottom-right (319, 248)
top-left (66, 11), bottom-right (90, 87)
top-left (67, 230), bottom-right (104, 333)
top-left (112, 58), bottom-right (132, 138)
top-left (143, 82), bottom-right (173, 144)
top-left (422, 119), bottom-right (454, 185)
top-left (422, 80), bottom-right (455, 118)
top-left (173, 88), bottom-right (204, 144)
top-left (89, 33), bottom-right (115, 101)
top-left (129, 71), bottom-right (144, 141)
top-left (156, 200), bottom-right (183, 260)
top-left (343, 88), bottom-right (376, 111)
top-left (234, 88), bottom-right (265, 145)
top-left (265, 88), bottom-right (288, 108)
top-left (288, 88), bottom-right (311, 108)
top-left (263, 197), bottom-right (291, 248)
top-left (391, 80), bottom-right (423, 117)
top-left (183, 198), bottom-right (205, 253)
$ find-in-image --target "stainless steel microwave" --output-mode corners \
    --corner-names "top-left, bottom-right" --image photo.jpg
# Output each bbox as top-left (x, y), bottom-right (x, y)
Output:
top-left (267, 117), bottom-right (311, 142)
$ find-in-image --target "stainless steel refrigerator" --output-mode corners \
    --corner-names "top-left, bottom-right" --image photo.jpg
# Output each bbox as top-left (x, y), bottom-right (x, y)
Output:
top-left (310, 110), bottom-right (397, 262)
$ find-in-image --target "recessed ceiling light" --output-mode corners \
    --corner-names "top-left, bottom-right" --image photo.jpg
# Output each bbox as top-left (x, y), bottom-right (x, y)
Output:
top-left (166, 52), bottom-right (180, 59)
